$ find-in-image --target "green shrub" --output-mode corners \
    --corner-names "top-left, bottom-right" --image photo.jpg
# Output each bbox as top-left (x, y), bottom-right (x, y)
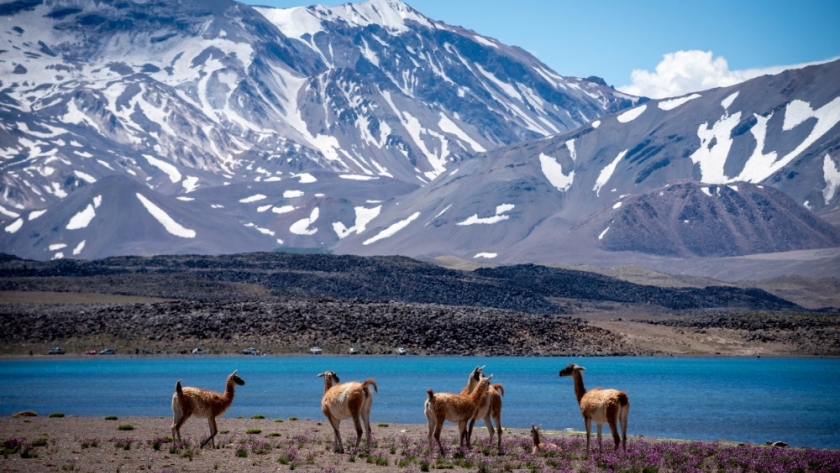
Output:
top-left (80, 439), bottom-right (99, 449)
top-left (48, 413), bottom-right (65, 418)
top-left (251, 414), bottom-right (265, 419)
top-left (116, 424), bottom-right (134, 431)
top-left (246, 429), bottom-right (262, 435)
top-left (104, 415), bottom-right (118, 421)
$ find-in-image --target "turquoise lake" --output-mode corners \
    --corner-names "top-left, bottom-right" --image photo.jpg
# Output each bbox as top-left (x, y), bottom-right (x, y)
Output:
top-left (1, 356), bottom-right (838, 449)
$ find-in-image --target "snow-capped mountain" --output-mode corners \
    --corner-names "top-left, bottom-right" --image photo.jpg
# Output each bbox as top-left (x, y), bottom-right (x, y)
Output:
top-left (0, 0), bottom-right (634, 260)
top-left (333, 60), bottom-right (840, 278)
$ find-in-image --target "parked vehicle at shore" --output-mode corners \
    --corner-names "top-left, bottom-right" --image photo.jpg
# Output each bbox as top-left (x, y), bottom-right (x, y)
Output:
top-left (47, 347), bottom-right (65, 355)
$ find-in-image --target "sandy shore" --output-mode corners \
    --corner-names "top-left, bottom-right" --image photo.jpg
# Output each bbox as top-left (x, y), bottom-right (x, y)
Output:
top-left (0, 414), bottom-right (534, 472)
top-left (4, 414), bottom-right (838, 472)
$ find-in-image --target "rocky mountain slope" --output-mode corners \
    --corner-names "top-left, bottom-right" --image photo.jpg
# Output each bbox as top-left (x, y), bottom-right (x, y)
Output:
top-left (3, 252), bottom-right (838, 357)
top-left (334, 60), bottom-right (840, 278)
top-left (0, 252), bottom-right (804, 312)
top-left (0, 0), bottom-right (632, 261)
top-left (1, 1), bottom-right (837, 283)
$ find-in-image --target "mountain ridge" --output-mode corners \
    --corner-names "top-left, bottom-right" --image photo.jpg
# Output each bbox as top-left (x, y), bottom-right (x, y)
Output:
top-left (0, 0), bottom-right (838, 283)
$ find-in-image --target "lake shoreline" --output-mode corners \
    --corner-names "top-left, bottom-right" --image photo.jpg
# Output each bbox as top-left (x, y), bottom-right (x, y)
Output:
top-left (3, 351), bottom-right (836, 361)
top-left (2, 415), bottom-right (838, 473)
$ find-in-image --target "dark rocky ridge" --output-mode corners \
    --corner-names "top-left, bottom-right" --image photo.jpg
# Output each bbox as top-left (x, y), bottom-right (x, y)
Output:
top-left (1, 252), bottom-right (824, 356)
top-left (0, 252), bottom-right (802, 312)
top-left (0, 300), bottom-right (644, 356)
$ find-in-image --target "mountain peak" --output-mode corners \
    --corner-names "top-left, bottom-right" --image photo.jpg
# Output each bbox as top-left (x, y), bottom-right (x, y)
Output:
top-left (314, 0), bottom-right (432, 33)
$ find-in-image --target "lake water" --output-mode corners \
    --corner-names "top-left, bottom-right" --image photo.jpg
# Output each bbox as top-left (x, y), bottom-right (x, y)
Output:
top-left (1, 356), bottom-right (838, 449)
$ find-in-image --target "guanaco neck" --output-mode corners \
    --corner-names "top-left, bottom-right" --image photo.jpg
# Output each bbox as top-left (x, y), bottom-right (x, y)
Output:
top-left (323, 376), bottom-right (335, 395)
top-left (224, 377), bottom-right (238, 402)
top-left (462, 373), bottom-right (478, 395)
top-left (572, 370), bottom-right (587, 405)
top-left (471, 380), bottom-right (490, 404)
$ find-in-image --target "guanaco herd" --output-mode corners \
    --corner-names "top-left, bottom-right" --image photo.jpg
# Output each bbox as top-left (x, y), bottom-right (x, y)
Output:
top-left (171, 363), bottom-right (629, 457)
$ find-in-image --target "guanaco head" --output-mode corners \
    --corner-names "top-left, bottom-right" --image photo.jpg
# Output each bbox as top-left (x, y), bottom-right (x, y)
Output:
top-left (470, 365), bottom-right (487, 382)
top-left (558, 363), bottom-right (584, 378)
top-left (229, 370), bottom-right (245, 386)
top-left (317, 370), bottom-right (340, 384)
top-left (530, 424), bottom-right (540, 444)
top-left (476, 374), bottom-right (493, 391)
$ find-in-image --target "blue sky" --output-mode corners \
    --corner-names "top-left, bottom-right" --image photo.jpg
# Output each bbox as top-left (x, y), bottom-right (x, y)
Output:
top-left (245, 0), bottom-right (840, 98)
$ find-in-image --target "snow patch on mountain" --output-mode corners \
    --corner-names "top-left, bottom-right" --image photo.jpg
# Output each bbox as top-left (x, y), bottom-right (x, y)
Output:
top-left (598, 225), bottom-right (610, 240)
top-left (363, 211), bottom-right (420, 245)
top-left (658, 93), bottom-right (701, 111)
top-left (256, 6), bottom-right (325, 40)
top-left (29, 210), bottom-right (47, 220)
top-left (617, 104), bottom-right (647, 123)
top-left (144, 155), bottom-right (182, 183)
top-left (340, 174), bottom-right (379, 181)
top-left (690, 109), bottom-right (742, 184)
top-left (272, 205), bottom-right (295, 214)
top-left (290, 207), bottom-right (319, 235)
top-left (566, 139), bottom-right (577, 161)
top-left (721, 91), bottom-right (739, 111)
top-left (333, 205), bottom-right (382, 238)
top-left (594, 150), bottom-right (628, 196)
top-left (66, 197), bottom-right (101, 230)
top-left (824, 154), bottom-right (840, 204)
top-left (457, 204), bottom-right (515, 225)
top-left (735, 97), bottom-right (840, 183)
top-left (245, 222), bottom-right (275, 236)
top-left (293, 173), bottom-right (317, 184)
top-left (539, 153), bottom-right (574, 191)
top-left (438, 113), bottom-right (485, 153)
top-left (73, 171), bottom-right (96, 184)
top-left (4, 219), bottom-right (23, 234)
top-left (135, 194), bottom-right (196, 238)
top-left (183, 176), bottom-right (199, 193)
top-left (240, 194), bottom-right (267, 203)
top-left (0, 206), bottom-right (20, 219)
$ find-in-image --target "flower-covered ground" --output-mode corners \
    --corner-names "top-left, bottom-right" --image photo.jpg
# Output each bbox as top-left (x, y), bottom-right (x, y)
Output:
top-left (2, 416), bottom-right (838, 472)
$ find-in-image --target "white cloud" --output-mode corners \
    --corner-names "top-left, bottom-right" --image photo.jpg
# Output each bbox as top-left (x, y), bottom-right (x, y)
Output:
top-left (618, 50), bottom-right (838, 99)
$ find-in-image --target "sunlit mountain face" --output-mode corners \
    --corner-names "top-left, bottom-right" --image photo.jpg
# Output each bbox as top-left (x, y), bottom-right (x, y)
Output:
top-left (0, 0), bottom-right (632, 260)
top-left (1, 1), bottom-right (838, 283)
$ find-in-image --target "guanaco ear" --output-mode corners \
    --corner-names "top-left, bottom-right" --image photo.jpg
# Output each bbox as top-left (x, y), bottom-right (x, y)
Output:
top-left (317, 371), bottom-right (326, 378)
